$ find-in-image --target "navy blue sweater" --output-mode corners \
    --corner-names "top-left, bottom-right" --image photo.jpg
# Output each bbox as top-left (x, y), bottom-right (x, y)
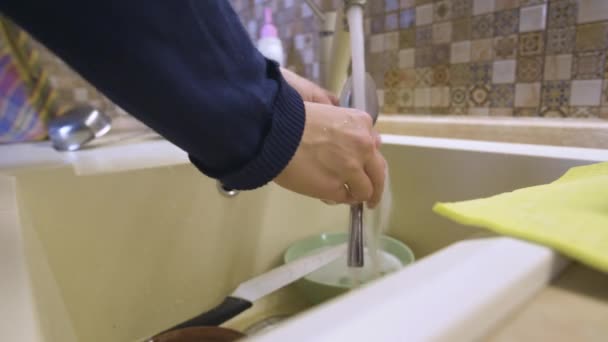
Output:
top-left (1, 0), bottom-right (305, 190)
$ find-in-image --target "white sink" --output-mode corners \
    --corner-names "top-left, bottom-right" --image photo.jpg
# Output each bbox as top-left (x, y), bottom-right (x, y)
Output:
top-left (1, 134), bottom-right (606, 341)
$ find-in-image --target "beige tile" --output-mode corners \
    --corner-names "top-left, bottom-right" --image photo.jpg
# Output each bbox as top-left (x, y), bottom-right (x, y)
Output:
top-left (398, 48), bottom-right (415, 68)
top-left (451, 41), bottom-right (471, 63)
top-left (433, 22), bottom-right (453, 44)
top-left (431, 87), bottom-right (451, 107)
top-left (370, 34), bottom-right (384, 53)
top-left (471, 39), bottom-right (494, 61)
top-left (415, 87), bottom-right (432, 106)
top-left (519, 4), bottom-right (547, 32)
top-left (493, 60), bottom-right (517, 83)
top-left (578, 0), bottom-right (608, 24)
top-left (570, 79), bottom-right (603, 106)
top-left (416, 4), bottom-right (434, 26)
top-left (600, 106), bottom-right (608, 119)
top-left (490, 108), bottom-right (514, 116)
top-left (544, 54), bottom-right (572, 81)
top-left (515, 82), bottom-right (541, 107)
top-left (470, 107), bottom-right (491, 115)
top-left (401, 0), bottom-right (416, 9)
top-left (496, 0), bottom-right (520, 11)
top-left (385, 32), bottom-right (400, 50)
top-left (473, 0), bottom-right (495, 15)
top-left (377, 89), bottom-right (385, 106)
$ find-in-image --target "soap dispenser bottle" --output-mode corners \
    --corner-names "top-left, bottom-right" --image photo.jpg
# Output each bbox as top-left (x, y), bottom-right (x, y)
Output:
top-left (257, 7), bottom-right (285, 67)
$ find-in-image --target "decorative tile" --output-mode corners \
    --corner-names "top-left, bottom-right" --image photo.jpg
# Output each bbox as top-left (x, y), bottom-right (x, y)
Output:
top-left (386, 12), bottom-right (400, 31)
top-left (546, 27), bottom-right (576, 54)
top-left (450, 63), bottom-right (472, 85)
top-left (432, 64), bottom-right (450, 85)
top-left (570, 79), bottom-right (603, 106)
top-left (397, 87), bottom-right (415, 108)
top-left (400, 28), bottom-right (416, 48)
top-left (369, 52), bottom-right (385, 72)
top-left (371, 16), bottom-right (385, 34)
top-left (399, 48), bottom-right (415, 68)
top-left (414, 87), bottom-right (432, 107)
top-left (520, 0), bottom-right (546, 5)
top-left (519, 31), bottom-right (545, 56)
top-left (400, 9), bottom-right (416, 28)
top-left (471, 39), bottom-right (494, 61)
top-left (434, 0), bottom-right (452, 22)
top-left (496, 0), bottom-right (521, 11)
top-left (451, 86), bottom-right (469, 107)
top-left (451, 41), bottom-right (472, 64)
top-left (431, 86), bottom-right (451, 107)
top-left (515, 82), bottom-right (542, 107)
top-left (385, 68), bottom-right (401, 88)
top-left (469, 84), bottom-right (491, 106)
top-left (470, 107), bottom-right (490, 115)
top-left (473, 0), bottom-right (495, 15)
top-left (490, 108), bottom-right (515, 116)
top-left (494, 35), bottom-right (519, 59)
top-left (541, 80), bottom-right (570, 108)
top-left (371, 69), bottom-right (385, 87)
top-left (399, 68), bottom-right (417, 87)
top-left (370, 34), bottom-right (385, 53)
top-left (416, 25), bottom-right (433, 46)
top-left (385, 32), bottom-right (400, 50)
top-left (568, 106), bottom-right (599, 118)
top-left (540, 106), bottom-right (568, 117)
top-left (433, 44), bottom-right (451, 65)
top-left (575, 22), bottom-right (608, 52)
top-left (577, 0), bottom-right (608, 24)
top-left (472, 14), bottom-right (495, 39)
top-left (433, 22), bottom-right (453, 44)
top-left (451, 106), bottom-right (469, 115)
top-left (416, 4), bottom-right (434, 26)
top-left (384, 89), bottom-right (398, 107)
top-left (493, 60), bottom-right (517, 83)
top-left (490, 84), bottom-right (515, 107)
top-left (452, 0), bottom-right (473, 18)
top-left (416, 0), bottom-right (433, 5)
top-left (383, 50), bottom-right (399, 69)
top-left (415, 46), bottom-right (434, 67)
top-left (452, 17), bottom-right (472, 41)
top-left (516, 56), bottom-right (544, 82)
top-left (515, 108), bottom-right (540, 116)
top-left (544, 54), bottom-right (573, 80)
top-left (470, 62), bottom-right (493, 84)
top-left (519, 4), bottom-right (547, 33)
top-left (573, 51), bottom-right (606, 80)
top-left (415, 67), bottom-right (434, 86)
top-left (495, 9), bottom-right (520, 36)
top-left (371, 0), bottom-right (386, 15)
top-left (548, 0), bottom-right (577, 29)
top-left (401, 0), bottom-right (416, 9)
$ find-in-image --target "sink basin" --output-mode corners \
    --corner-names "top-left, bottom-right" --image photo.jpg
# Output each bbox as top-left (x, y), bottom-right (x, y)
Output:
top-left (1, 134), bottom-right (606, 341)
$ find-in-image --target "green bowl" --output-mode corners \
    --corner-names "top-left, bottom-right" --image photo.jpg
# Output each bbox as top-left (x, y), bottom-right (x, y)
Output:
top-left (284, 232), bottom-right (415, 305)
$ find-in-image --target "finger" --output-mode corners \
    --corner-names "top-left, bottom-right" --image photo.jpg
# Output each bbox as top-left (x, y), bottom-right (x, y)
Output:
top-left (364, 151), bottom-right (386, 209)
top-left (373, 131), bottom-right (382, 149)
top-left (327, 92), bottom-right (339, 106)
top-left (345, 170), bottom-right (374, 203)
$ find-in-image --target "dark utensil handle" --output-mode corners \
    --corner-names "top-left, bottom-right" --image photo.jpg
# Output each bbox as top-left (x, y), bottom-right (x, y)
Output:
top-left (167, 296), bottom-right (252, 331)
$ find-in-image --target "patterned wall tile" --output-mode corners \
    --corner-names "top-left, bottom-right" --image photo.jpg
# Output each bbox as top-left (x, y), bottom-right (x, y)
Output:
top-left (519, 31), bottom-right (545, 56)
top-left (452, 17), bottom-right (472, 41)
top-left (384, 89), bottom-right (399, 113)
top-left (470, 62), bottom-right (493, 84)
top-left (415, 67), bottom-right (434, 86)
top-left (471, 39), bottom-right (494, 61)
top-left (385, 68), bottom-right (401, 89)
top-left (495, 35), bottom-right (519, 59)
top-left (451, 86), bottom-right (469, 107)
top-left (401, 0), bottom-right (416, 9)
top-left (416, 4), bottom-right (434, 26)
top-left (520, 0), bottom-right (546, 5)
top-left (540, 106), bottom-right (568, 117)
top-left (399, 48), bottom-right (415, 68)
top-left (473, 0), bottom-right (496, 15)
top-left (400, 9), bottom-right (416, 28)
top-left (515, 108), bottom-right (540, 116)
top-left (386, 0), bottom-right (400, 12)
top-left (572, 51), bottom-right (606, 80)
top-left (496, 0), bottom-right (521, 11)
top-left (433, 22), bottom-right (453, 44)
top-left (416, 25), bottom-right (433, 46)
top-left (397, 87), bottom-right (415, 108)
top-left (371, 0), bottom-right (386, 15)
top-left (517, 56), bottom-right (544, 82)
top-left (433, 44), bottom-right (451, 65)
top-left (472, 14), bottom-right (495, 39)
top-left (415, 46), bottom-right (434, 67)
top-left (400, 28), bottom-right (416, 48)
top-left (372, 16), bottom-right (385, 34)
top-left (385, 32), bottom-right (400, 50)
top-left (547, 0), bottom-right (577, 29)
top-left (452, 0), bottom-right (473, 18)
top-left (495, 9), bottom-right (520, 36)
top-left (432, 64), bottom-right (451, 85)
top-left (490, 84), bottom-right (516, 107)
top-left (469, 84), bottom-right (491, 106)
top-left (399, 68), bottom-right (417, 87)
top-left (569, 106), bottom-right (599, 118)
top-left (386, 12), bottom-right (400, 31)
top-left (451, 41), bottom-right (472, 63)
top-left (546, 27), bottom-right (576, 54)
top-left (434, 0), bottom-right (452, 22)
top-left (541, 80), bottom-right (570, 108)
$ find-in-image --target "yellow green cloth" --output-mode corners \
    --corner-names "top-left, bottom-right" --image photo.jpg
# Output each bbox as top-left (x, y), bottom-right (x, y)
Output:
top-left (433, 162), bottom-right (608, 273)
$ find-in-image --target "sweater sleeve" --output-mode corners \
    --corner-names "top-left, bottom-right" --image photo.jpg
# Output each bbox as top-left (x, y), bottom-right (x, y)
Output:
top-left (1, 0), bottom-right (305, 190)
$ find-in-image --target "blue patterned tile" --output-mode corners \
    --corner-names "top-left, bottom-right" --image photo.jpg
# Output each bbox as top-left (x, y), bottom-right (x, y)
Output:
top-left (385, 0), bottom-right (399, 12)
top-left (386, 12), bottom-right (399, 31)
top-left (400, 9), bottom-right (415, 29)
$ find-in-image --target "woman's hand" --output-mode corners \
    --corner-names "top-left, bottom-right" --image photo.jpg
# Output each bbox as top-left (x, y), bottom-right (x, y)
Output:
top-left (281, 68), bottom-right (339, 106)
top-left (274, 102), bottom-right (385, 208)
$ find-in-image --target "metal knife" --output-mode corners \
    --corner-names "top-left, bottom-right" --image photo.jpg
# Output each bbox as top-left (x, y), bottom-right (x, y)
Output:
top-left (164, 243), bottom-right (347, 332)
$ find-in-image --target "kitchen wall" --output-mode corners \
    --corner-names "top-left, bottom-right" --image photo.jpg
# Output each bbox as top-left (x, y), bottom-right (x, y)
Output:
top-left (232, 0), bottom-right (608, 119)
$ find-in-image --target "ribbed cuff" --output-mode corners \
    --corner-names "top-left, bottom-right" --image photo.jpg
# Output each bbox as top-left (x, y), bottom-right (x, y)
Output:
top-left (191, 66), bottom-right (305, 190)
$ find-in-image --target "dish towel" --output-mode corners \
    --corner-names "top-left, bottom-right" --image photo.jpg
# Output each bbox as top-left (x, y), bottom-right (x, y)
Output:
top-left (433, 162), bottom-right (608, 273)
